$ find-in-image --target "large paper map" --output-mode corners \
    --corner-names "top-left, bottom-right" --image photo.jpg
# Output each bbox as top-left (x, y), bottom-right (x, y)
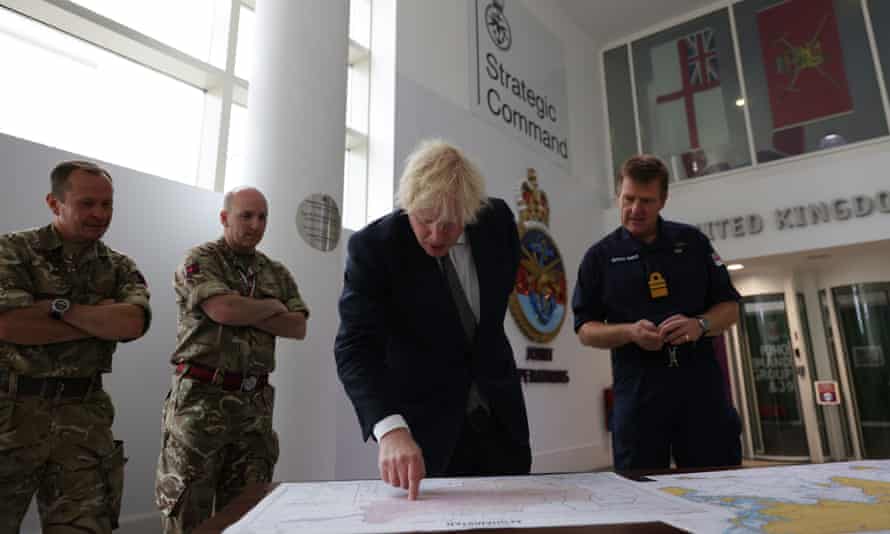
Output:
top-left (223, 472), bottom-right (727, 533)
top-left (650, 460), bottom-right (890, 533)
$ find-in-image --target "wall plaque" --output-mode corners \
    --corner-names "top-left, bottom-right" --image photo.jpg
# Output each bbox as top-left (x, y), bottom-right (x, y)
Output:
top-left (509, 169), bottom-right (567, 343)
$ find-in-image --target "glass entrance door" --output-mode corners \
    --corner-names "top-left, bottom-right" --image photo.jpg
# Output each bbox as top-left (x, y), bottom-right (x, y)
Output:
top-left (818, 290), bottom-right (854, 460)
top-left (796, 294), bottom-right (832, 460)
top-left (739, 294), bottom-right (809, 458)
top-left (831, 282), bottom-right (890, 458)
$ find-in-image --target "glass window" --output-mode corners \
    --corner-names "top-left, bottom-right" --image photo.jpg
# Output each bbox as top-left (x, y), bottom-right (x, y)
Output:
top-left (71, 0), bottom-right (227, 67)
top-left (343, 145), bottom-right (369, 232)
top-left (0, 7), bottom-right (204, 186)
top-left (343, 0), bottom-right (372, 231)
top-left (796, 294), bottom-right (830, 459)
top-left (346, 62), bottom-right (370, 134)
top-left (226, 104), bottom-right (248, 191)
top-left (832, 283), bottom-right (890, 459)
top-left (604, 45), bottom-right (638, 187)
top-left (868, 0), bottom-right (890, 99)
top-left (632, 9), bottom-right (751, 181)
top-left (818, 289), bottom-right (854, 460)
top-left (346, 0), bottom-right (371, 134)
top-left (349, 0), bottom-right (371, 48)
top-left (739, 294), bottom-right (810, 457)
top-left (733, 0), bottom-right (888, 163)
top-left (235, 6), bottom-right (254, 81)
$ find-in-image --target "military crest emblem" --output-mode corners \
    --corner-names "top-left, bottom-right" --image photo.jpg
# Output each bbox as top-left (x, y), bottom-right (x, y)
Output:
top-left (509, 169), bottom-right (567, 343)
top-left (485, 0), bottom-right (512, 51)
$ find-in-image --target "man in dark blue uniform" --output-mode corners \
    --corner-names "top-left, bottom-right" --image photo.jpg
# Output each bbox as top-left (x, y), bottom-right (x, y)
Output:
top-left (573, 155), bottom-right (742, 470)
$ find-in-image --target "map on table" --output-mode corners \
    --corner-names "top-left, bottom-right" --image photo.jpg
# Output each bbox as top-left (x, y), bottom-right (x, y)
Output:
top-left (223, 472), bottom-right (728, 533)
top-left (649, 460), bottom-right (890, 533)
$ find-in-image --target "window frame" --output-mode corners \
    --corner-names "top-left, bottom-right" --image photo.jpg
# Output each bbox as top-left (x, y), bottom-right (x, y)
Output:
top-left (344, 0), bottom-right (372, 231)
top-left (0, 0), bottom-right (254, 191)
top-left (600, 0), bottom-right (890, 198)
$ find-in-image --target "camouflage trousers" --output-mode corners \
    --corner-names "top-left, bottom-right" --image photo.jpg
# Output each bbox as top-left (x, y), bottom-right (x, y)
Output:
top-left (0, 389), bottom-right (125, 534)
top-left (155, 374), bottom-right (279, 534)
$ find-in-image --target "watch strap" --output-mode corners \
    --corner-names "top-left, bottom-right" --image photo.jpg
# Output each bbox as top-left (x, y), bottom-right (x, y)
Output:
top-left (696, 316), bottom-right (709, 335)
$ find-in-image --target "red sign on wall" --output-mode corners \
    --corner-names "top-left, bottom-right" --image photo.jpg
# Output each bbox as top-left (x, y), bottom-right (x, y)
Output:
top-left (814, 380), bottom-right (841, 406)
top-left (757, 0), bottom-right (853, 130)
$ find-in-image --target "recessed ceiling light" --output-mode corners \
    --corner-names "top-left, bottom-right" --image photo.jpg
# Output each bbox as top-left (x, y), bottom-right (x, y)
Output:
top-left (727, 263), bottom-right (744, 271)
top-left (735, 98), bottom-right (745, 107)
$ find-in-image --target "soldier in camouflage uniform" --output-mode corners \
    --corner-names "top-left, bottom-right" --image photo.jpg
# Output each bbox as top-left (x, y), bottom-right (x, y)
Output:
top-left (0, 160), bottom-right (152, 534)
top-left (155, 187), bottom-right (308, 534)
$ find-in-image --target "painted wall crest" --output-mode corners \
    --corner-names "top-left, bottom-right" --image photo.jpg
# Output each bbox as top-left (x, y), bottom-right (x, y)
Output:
top-left (509, 169), bottom-right (567, 343)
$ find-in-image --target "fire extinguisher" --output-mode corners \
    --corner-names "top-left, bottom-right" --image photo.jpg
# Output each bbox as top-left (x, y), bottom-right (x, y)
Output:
top-left (604, 387), bottom-right (614, 432)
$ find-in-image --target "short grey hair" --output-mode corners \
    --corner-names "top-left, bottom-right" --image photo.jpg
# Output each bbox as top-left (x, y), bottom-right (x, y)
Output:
top-left (396, 139), bottom-right (488, 224)
top-left (51, 160), bottom-right (112, 200)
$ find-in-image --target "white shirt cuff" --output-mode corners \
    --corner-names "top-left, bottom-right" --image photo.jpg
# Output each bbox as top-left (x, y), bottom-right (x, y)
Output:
top-left (373, 414), bottom-right (409, 442)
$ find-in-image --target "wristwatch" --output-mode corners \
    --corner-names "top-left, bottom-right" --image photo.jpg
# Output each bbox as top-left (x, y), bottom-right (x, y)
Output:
top-left (696, 316), bottom-right (710, 336)
top-left (50, 298), bottom-right (71, 320)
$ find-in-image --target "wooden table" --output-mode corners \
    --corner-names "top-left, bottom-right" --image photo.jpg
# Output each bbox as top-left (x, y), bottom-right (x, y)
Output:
top-left (193, 476), bottom-right (688, 534)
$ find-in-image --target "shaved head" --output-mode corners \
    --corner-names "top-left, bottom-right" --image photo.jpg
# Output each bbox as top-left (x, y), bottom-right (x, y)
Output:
top-left (221, 187), bottom-right (268, 253)
top-left (224, 186), bottom-right (267, 212)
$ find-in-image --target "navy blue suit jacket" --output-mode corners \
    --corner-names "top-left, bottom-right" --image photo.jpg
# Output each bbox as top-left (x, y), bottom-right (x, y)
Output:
top-left (334, 197), bottom-right (530, 474)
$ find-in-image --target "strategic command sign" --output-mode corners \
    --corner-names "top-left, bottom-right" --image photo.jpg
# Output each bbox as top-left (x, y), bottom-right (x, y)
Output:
top-left (509, 169), bottom-right (567, 343)
top-left (472, 0), bottom-right (570, 168)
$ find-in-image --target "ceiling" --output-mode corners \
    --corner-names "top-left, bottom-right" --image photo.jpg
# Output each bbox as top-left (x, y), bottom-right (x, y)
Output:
top-left (728, 239), bottom-right (890, 277)
top-left (557, 0), bottom-right (719, 46)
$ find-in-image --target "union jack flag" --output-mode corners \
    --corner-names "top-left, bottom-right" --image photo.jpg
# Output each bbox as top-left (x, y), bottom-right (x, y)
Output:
top-left (684, 28), bottom-right (719, 88)
top-left (655, 27), bottom-right (725, 152)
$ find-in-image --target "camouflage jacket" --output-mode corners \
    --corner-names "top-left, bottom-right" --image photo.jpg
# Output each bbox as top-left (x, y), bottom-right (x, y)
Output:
top-left (0, 224), bottom-right (152, 378)
top-left (171, 238), bottom-right (308, 374)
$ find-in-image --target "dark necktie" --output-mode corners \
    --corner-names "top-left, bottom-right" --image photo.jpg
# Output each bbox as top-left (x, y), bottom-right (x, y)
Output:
top-left (440, 252), bottom-right (490, 417)
top-left (439, 253), bottom-right (476, 342)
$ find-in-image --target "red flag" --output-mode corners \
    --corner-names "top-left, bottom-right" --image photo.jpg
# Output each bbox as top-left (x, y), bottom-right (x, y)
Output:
top-left (757, 0), bottom-right (852, 130)
top-left (772, 126), bottom-right (805, 156)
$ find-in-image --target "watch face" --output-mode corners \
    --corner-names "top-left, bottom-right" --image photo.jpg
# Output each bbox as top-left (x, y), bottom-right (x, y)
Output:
top-left (52, 299), bottom-right (71, 314)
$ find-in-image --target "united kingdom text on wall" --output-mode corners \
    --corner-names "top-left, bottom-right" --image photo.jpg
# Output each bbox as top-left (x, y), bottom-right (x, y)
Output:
top-left (471, 0), bottom-right (570, 169)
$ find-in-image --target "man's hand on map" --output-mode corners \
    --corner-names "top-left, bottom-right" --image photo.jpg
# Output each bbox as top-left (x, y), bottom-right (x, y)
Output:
top-left (379, 428), bottom-right (426, 500)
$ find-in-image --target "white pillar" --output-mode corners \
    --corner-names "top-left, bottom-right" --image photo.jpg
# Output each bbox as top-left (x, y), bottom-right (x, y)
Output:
top-left (244, 0), bottom-right (348, 482)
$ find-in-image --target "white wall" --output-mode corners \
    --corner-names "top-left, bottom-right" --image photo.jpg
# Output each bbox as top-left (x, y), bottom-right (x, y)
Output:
top-left (1, 4), bottom-right (633, 530)
top-left (1, 129), bottom-right (356, 531)
top-left (732, 242), bottom-right (890, 298)
top-left (603, 139), bottom-right (890, 264)
top-left (732, 272), bottom-right (786, 298)
top-left (391, 0), bottom-right (614, 472)
top-left (806, 245), bottom-right (890, 289)
top-left (0, 133), bottom-right (222, 531)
